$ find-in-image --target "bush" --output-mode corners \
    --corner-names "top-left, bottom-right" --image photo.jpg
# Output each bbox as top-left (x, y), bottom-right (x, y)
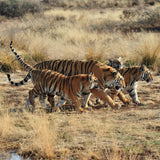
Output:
top-left (0, 0), bottom-right (41, 18)
top-left (141, 44), bottom-right (160, 69)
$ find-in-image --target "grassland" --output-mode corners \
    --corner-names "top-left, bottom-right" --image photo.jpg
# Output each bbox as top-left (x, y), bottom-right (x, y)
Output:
top-left (0, 0), bottom-right (160, 159)
top-left (0, 72), bottom-right (160, 159)
top-left (0, 0), bottom-right (160, 71)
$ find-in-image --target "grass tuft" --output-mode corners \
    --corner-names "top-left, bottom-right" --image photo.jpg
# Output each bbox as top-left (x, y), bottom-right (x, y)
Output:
top-left (85, 47), bottom-right (105, 62)
top-left (0, 52), bottom-right (15, 72)
top-left (141, 44), bottom-right (160, 69)
top-left (29, 113), bottom-right (56, 158)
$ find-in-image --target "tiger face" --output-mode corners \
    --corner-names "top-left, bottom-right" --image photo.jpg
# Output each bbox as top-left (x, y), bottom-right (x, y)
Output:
top-left (81, 73), bottom-right (99, 93)
top-left (102, 67), bottom-right (125, 91)
top-left (140, 64), bottom-right (153, 83)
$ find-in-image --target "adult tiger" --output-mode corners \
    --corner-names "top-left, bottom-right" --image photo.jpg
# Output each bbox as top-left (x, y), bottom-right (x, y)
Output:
top-left (7, 41), bottom-right (125, 109)
top-left (108, 58), bottom-right (153, 105)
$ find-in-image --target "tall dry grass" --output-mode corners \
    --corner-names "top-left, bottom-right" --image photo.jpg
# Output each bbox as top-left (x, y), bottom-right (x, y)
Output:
top-left (0, 6), bottom-right (160, 72)
top-left (19, 112), bottom-right (57, 159)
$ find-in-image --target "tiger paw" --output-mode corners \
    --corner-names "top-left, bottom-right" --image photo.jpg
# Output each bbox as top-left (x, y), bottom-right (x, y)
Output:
top-left (88, 101), bottom-right (94, 107)
top-left (138, 102), bottom-right (146, 106)
top-left (112, 104), bottom-right (121, 110)
top-left (52, 107), bottom-right (60, 112)
top-left (96, 98), bottom-right (103, 105)
top-left (46, 107), bottom-right (53, 113)
top-left (85, 106), bottom-right (92, 111)
top-left (124, 100), bottom-right (131, 105)
top-left (77, 107), bottom-right (86, 113)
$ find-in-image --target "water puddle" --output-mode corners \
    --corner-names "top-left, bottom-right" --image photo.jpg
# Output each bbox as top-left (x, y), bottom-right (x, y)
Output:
top-left (1, 151), bottom-right (31, 160)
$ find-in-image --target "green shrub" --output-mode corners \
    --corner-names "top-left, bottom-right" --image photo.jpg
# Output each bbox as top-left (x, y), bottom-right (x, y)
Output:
top-left (0, 0), bottom-right (41, 18)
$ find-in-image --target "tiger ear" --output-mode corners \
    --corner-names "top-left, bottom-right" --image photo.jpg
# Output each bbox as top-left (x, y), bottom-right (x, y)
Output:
top-left (118, 57), bottom-right (122, 62)
top-left (90, 72), bottom-right (93, 75)
top-left (140, 64), bottom-right (145, 72)
top-left (88, 74), bottom-right (93, 82)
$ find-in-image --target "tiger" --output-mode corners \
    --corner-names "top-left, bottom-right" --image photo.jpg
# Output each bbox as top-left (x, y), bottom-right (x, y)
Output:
top-left (27, 71), bottom-right (99, 113)
top-left (108, 58), bottom-right (153, 106)
top-left (94, 57), bottom-right (123, 105)
top-left (7, 41), bottom-right (126, 109)
top-left (7, 44), bottom-right (99, 112)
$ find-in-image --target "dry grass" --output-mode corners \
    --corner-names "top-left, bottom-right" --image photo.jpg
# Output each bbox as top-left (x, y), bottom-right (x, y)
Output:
top-left (0, 97), bottom-right (159, 159)
top-left (0, 1), bottom-right (160, 159)
top-left (0, 4), bottom-right (160, 71)
top-left (43, 0), bottom-right (160, 9)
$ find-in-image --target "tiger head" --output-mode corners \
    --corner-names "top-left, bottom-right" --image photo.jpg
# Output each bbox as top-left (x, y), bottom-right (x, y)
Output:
top-left (81, 72), bottom-right (99, 93)
top-left (100, 66), bottom-right (125, 91)
top-left (108, 57), bottom-right (123, 70)
top-left (140, 64), bottom-right (153, 83)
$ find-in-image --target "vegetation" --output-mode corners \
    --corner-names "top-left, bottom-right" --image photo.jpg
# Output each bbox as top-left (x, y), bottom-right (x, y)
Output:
top-left (42, 0), bottom-right (160, 9)
top-left (0, 0), bottom-right (159, 72)
top-left (0, 94), bottom-right (159, 159)
top-left (0, 0), bottom-right (160, 159)
top-left (0, 0), bottom-right (41, 18)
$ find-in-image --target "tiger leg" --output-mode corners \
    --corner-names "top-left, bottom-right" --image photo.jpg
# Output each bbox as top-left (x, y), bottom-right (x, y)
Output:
top-left (96, 88), bottom-right (109, 106)
top-left (96, 88), bottom-right (117, 107)
top-left (91, 88), bottom-right (121, 109)
top-left (26, 89), bottom-right (38, 112)
top-left (53, 97), bottom-right (66, 112)
top-left (127, 88), bottom-right (145, 106)
top-left (82, 93), bottom-right (92, 110)
top-left (39, 94), bottom-right (47, 108)
top-left (108, 89), bottom-right (117, 100)
top-left (26, 95), bottom-right (38, 112)
top-left (117, 91), bottom-right (130, 105)
top-left (108, 89), bottom-right (130, 105)
top-left (26, 98), bottom-right (31, 111)
top-left (70, 95), bottom-right (86, 112)
top-left (47, 94), bottom-right (55, 112)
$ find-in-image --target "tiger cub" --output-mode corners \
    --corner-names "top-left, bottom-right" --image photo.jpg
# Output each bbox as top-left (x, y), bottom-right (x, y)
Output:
top-left (7, 41), bottom-right (126, 109)
top-left (108, 58), bottom-right (153, 105)
top-left (7, 47), bottom-right (99, 112)
top-left (26, 71), bottom-right (98, 112)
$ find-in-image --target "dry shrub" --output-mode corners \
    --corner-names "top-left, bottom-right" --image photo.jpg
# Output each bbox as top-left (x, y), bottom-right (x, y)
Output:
top-left (23, 112), bottom-right (56, 159)
top-left (85, 47), bottom-right (105, 62)
top-left (42, 0), bottom-right (160, 9)
top-left (141, 44), bottom-right (160, 69)
top-left (133, 33), bottom-right (160, 69)
top-left (0, 51), bottom-right (15, 72)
